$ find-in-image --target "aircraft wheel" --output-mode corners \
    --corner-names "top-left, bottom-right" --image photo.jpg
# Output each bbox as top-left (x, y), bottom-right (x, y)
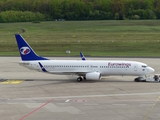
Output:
top-left (83, 76), bottom-right (86, 80)
top-left (77, 77), bottom-right (82, 82)
top-left (134, 78), bottom-right (139, 82)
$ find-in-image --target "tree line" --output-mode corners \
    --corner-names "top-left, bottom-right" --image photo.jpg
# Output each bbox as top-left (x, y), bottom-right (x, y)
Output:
top-left (0, 0), bottom-right (159, 22)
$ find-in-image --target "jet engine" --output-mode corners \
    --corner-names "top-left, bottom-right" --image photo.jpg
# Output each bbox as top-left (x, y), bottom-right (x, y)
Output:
top-left (85, 72), bottom-right (101, 80)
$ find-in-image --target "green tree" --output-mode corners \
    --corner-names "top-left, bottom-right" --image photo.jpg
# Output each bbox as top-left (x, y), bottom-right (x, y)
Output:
top-left (100, 0), bottom-right (112, 12)
top-left (140, 0), bottom-right (154, 10)
top-left (73, 0), bottom-right (87, 19)
top-left (131, 0), bottom-right (141, 10)
top-left (156, 1), bottom-right (160, 18)
top-left (143, 9), bottom-right (150, 19)
top-left (49, 0), bottom-right (63, 19)
top-left (0, 0), bottom-right (159, 21)
top-left (115, 12), bottom-right (119, 20)
top-left (0, 10), bottom-right (45, 23)
top-left (133, 9), bottom-right (144, 19)
top-left (112, 0), bottom-right (125, 20)
top-left (62, 0), bottom-right (70, 19)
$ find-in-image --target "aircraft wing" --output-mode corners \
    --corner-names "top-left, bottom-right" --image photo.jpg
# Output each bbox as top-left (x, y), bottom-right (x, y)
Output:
top-left (46, 71), bottom-right (87, 76)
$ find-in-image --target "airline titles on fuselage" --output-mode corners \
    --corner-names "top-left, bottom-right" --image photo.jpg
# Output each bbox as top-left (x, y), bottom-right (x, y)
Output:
top-left (108, 62), bottom-right (131, 68)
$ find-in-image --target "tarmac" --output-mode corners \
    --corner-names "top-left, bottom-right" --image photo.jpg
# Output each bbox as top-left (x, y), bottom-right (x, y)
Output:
top-left (0, 57), bottom-right (160, 120)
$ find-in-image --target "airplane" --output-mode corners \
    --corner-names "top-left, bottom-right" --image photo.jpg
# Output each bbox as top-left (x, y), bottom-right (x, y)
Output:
top-left (15, 34), bottom-right (155, 82)
top-left (80, 52), bottom-right (86, 60)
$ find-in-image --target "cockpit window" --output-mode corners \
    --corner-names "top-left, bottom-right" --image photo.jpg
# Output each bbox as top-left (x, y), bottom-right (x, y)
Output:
top-left (142, 65), bottom-right (147, 68)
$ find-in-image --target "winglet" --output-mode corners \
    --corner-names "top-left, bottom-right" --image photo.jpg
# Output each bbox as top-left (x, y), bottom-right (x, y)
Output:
top-left (38, 62), bottom-right (48, 72)
top-left (80, 52), bottom-right (86, 60)
top-left (15, 34), bottom-right (48, 61)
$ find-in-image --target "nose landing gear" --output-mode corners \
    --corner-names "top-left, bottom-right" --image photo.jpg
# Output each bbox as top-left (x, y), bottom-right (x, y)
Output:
top-left (134, 75), bottom-right (160, 82)
top-left (134, 77), bottom-right (146, 82)
top-left (134, 78), bottom-right (139, 82)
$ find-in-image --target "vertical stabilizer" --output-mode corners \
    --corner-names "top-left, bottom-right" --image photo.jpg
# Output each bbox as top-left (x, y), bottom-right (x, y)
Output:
top-left (15, 34), bottom-right (48, 61)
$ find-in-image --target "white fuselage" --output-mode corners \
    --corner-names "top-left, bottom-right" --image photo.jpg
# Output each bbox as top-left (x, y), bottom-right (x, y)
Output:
top-left (19, 60), bottom-right (154, 77)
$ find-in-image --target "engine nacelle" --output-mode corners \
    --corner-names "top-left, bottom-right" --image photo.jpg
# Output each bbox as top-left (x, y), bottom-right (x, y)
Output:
top-left (85, 72), bottom-right (101, 80)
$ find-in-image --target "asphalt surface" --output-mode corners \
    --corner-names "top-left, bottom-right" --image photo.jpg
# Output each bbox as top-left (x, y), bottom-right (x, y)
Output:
top-left (0, 57), bottom-right (160, 120)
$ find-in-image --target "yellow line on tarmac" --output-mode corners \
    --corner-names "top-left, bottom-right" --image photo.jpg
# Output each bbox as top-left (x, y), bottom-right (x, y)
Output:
top-left (1, 81), bottom-right (10, 84)
top-left (143, 96), bottom-right (160, 120)
top-left (0, 80), bottom-right (23, 84)
top-left (10, 80), bottom-right (23, 84)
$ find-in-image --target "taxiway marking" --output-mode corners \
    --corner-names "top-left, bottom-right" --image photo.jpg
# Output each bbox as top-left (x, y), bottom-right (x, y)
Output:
top-left (15, 92), bottom-right (160, 100)
top-left (19, 99), bottom-right (54, 120)
top-left (0, 80), bottom-right (23, 84)
top-left (143, 96), bottom-right (160, 120)
top-left (65, 99), bottom-right (70, 102)
top-left (112, 104), bottom-right (127, 106)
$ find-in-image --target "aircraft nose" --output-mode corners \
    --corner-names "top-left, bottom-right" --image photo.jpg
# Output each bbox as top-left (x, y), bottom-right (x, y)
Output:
top-left (148, 67), bottom-right (155, 73)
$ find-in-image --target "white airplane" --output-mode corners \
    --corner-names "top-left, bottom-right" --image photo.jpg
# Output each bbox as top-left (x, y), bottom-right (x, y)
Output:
top-left (15, 34), bottom-right (155, 82)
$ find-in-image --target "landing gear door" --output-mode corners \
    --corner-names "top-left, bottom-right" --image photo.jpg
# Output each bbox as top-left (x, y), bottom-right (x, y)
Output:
top-left (134, 64), bottom-right (138, 71)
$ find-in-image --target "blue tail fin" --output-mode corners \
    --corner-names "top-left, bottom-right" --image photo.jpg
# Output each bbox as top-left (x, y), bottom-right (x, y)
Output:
top-left (15, 34), bottom-right (48, 61)
top-left (80, 52), bottom-right (86, 60)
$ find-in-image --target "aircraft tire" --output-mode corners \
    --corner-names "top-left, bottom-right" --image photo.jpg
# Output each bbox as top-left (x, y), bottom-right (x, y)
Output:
top-left (77, 77), bottom-right (82, 82)
top-left (134, 78), bottom-right (139, 82)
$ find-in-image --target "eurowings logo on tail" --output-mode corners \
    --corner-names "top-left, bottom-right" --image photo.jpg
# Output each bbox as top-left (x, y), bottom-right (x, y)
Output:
top-left (20, 47), bottom-right (31, 55)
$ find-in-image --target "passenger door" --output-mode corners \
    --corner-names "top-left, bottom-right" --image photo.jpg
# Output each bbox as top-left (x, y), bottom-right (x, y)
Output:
top-left (134, 64), bottom-right (138, 71)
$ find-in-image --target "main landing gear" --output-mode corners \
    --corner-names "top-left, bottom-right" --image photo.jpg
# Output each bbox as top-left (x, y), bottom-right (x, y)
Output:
top-left (77, 76), bottom-right (87, 82)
